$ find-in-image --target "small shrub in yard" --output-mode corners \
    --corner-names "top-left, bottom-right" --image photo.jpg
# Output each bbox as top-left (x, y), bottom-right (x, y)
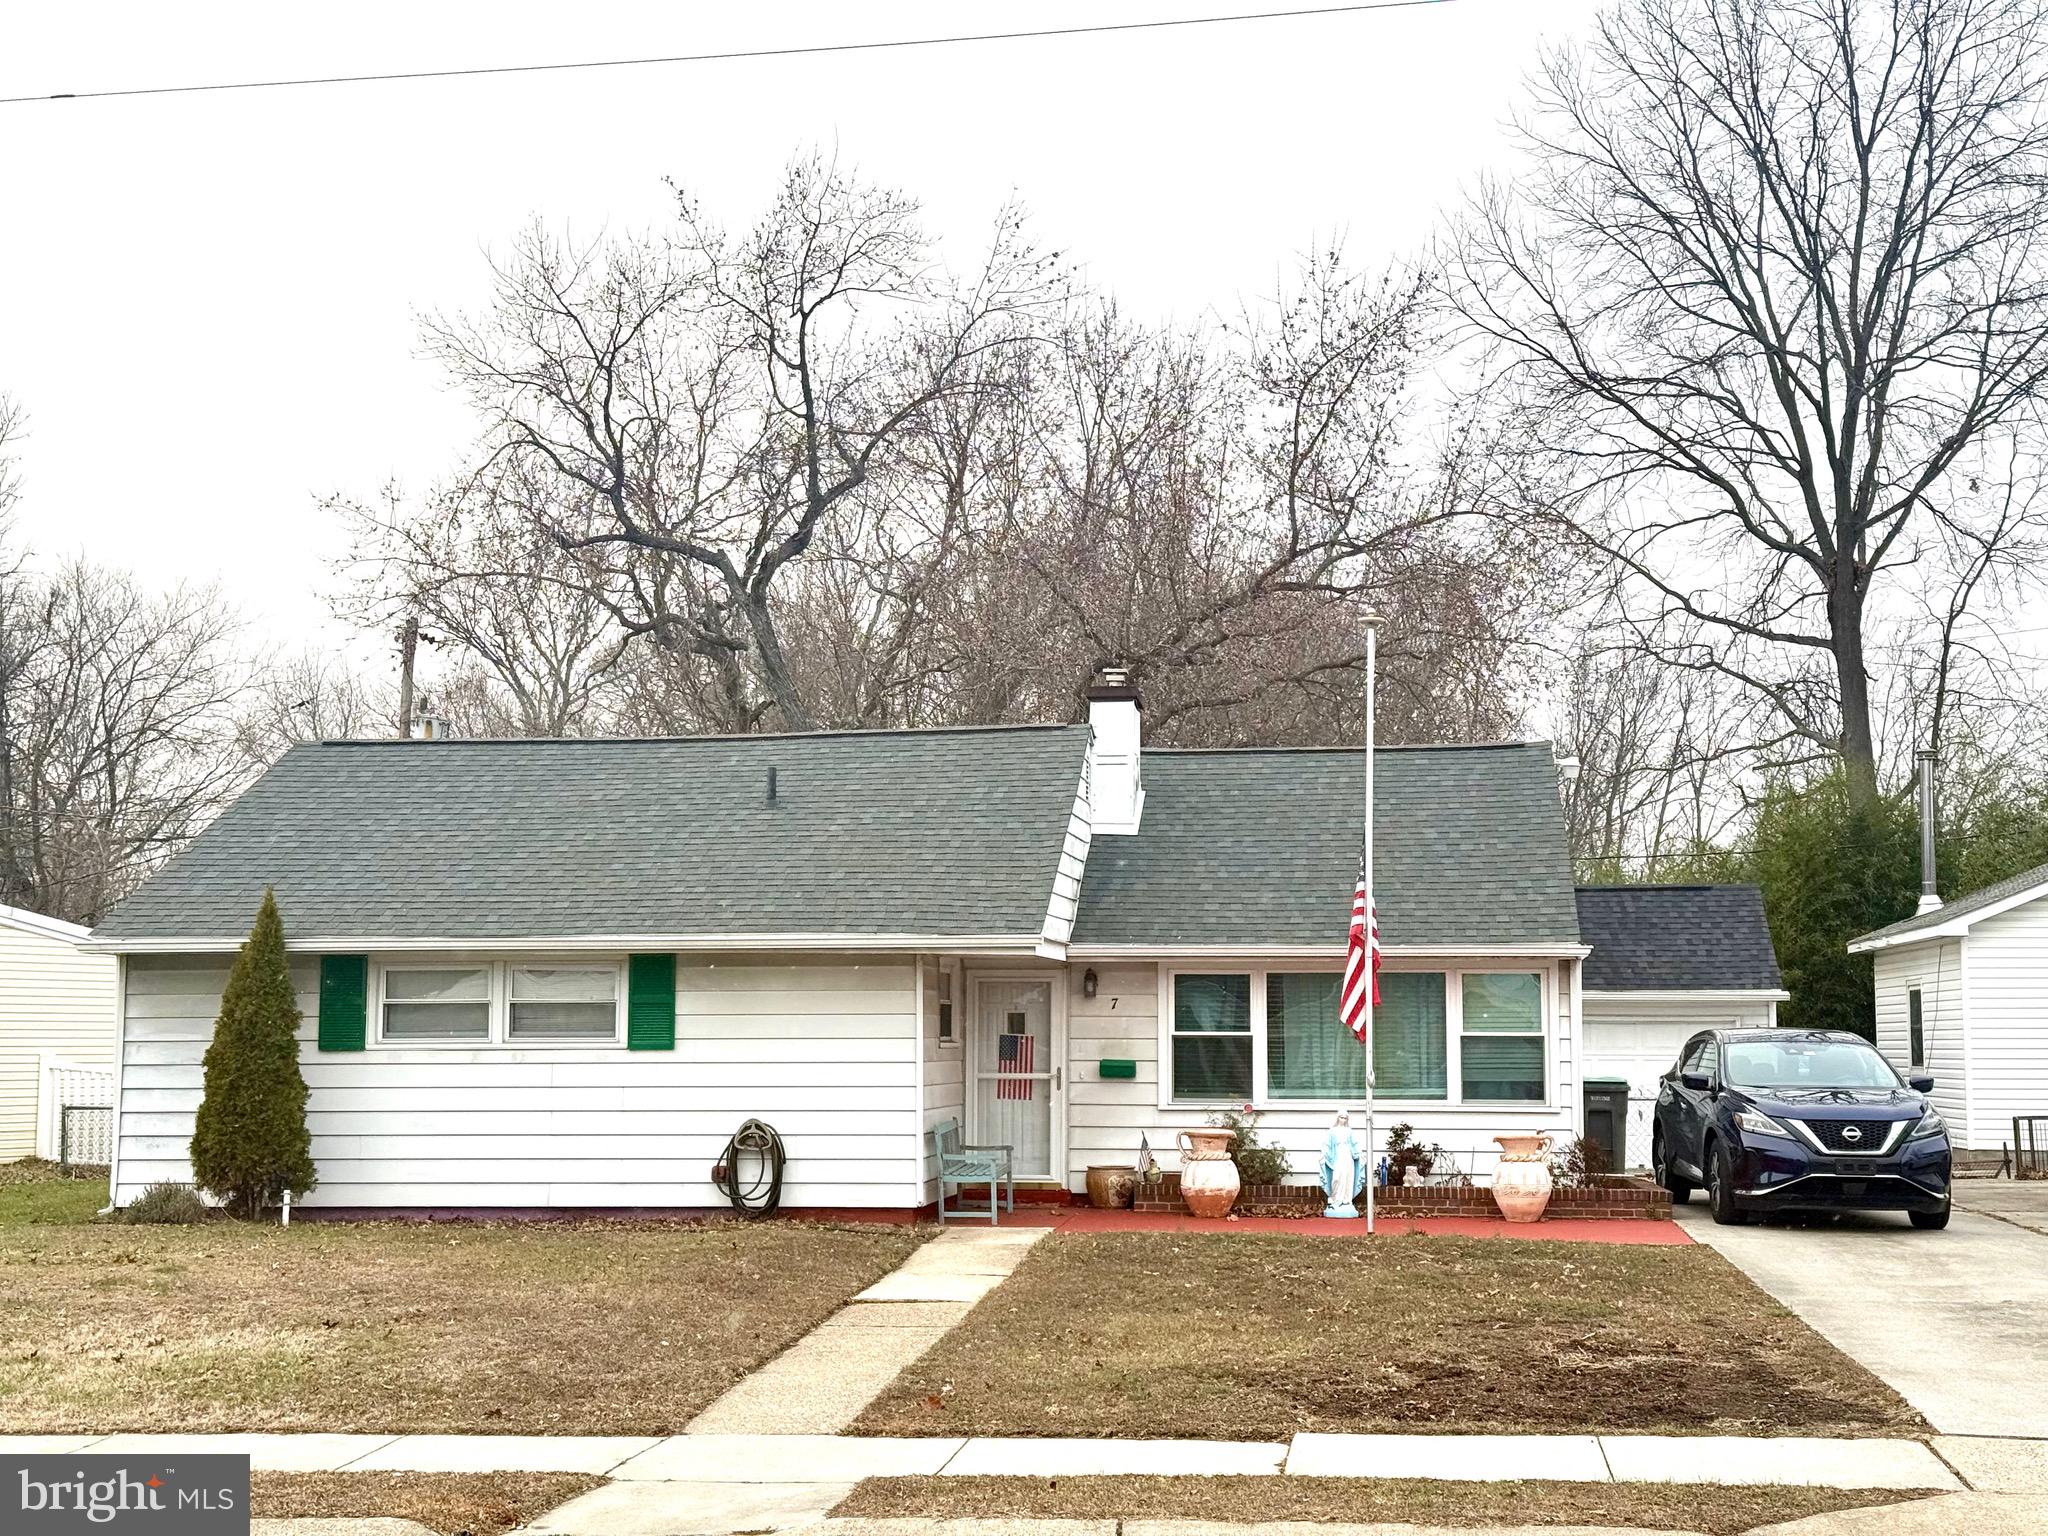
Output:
top-left (1549, 1135), bottom-right (1610, 1189)
top-left (189, 887), bottom-right (316, 1219)
top-left (123, 1183), bottom-right (210, 1225)
top-left (1210, 1105), bottom-right (1289, 1185)
top-left (1385, 1121), bottom-right (1453, 1184)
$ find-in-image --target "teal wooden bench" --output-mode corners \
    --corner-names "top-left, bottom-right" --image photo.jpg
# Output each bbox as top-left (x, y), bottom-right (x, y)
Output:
top-left (932, 1117), bottom-right (1013, 1225)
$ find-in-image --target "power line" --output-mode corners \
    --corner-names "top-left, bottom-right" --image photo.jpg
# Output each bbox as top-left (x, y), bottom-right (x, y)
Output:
top-left (4, 1), bottom-right (1458, 107)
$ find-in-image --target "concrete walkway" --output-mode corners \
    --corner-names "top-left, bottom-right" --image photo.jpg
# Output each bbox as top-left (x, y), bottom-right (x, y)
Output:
top-left (9, 1429), bottom-right (2003, 1488)
top-left (1674, 1201), bottom-right (2048, 1436)
top-left (685, 1225), bottom-right (1046, 1434)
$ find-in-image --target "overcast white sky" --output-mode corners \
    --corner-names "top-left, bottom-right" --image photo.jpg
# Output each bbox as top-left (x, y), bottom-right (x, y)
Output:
top-left (1, 0), bottom-right (1610, 673)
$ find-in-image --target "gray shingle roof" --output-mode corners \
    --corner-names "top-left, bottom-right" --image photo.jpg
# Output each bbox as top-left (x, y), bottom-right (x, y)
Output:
top-left (1575, 885), bottom-right (1784, 992)
top-left (1849, 856), bottom-right (2048, 948)
top-left (96, 725), bottom-right (1092, 943)
top-left (1070, 741), bottom-right (1580, 949)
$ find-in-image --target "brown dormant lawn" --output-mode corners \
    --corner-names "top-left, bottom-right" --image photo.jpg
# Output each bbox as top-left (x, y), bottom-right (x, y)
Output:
top-left (835, 1476), bottom-right (1934, 1534)
top-left (252, 1472), bottom-right (602, 1536)
top-left (0, 1214), bottom-right (921, 1434)
top-left (855, 1230), bottom-right (1924, 1438)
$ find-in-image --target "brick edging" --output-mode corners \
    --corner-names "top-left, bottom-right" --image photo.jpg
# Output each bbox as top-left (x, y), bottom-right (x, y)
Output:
top-left (1126, 1173), bottom-right (1671, 1221)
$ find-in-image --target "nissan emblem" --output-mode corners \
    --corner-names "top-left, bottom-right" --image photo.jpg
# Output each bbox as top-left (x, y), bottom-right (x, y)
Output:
top-left (1842, 1125), bottom-right (1863, 1143)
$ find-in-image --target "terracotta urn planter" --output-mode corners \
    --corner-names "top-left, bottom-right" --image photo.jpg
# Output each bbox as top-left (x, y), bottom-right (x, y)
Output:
top-left (1086, 1164), bottom-right (1137, 1209)
top-left (1491, 1133), bottom-right (1554, 1222)
top-left (1177, 1129), bottom-right (1241, 1218)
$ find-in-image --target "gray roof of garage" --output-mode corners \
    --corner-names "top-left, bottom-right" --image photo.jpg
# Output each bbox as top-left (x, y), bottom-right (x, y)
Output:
top-left (1849, 856), bottom-right (2048, 947)
top-left (95, 725), bottom-right (1092, 942)
top-left (1071, 741), bottom-right (1581, 948)
top-left (1575, 885), bottom-right (1784, 991)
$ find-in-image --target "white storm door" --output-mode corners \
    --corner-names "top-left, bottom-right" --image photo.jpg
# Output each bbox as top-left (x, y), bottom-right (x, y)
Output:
top-left (969, 976), bottom-right (1061, 1180)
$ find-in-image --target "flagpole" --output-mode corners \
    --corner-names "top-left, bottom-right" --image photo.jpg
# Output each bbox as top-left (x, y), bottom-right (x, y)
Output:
top-left (1364, 619), bottom-right (1377, 1236)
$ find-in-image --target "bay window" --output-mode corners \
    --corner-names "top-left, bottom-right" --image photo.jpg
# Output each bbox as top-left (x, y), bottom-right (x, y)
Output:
top-left (375, 959), bottom-right (625, 1046)
top-left (1166, 964), bottom-right (1546, 1105)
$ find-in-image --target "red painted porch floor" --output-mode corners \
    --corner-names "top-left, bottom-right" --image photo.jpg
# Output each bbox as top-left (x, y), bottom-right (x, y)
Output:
top-left (969, 1204), bottom-right (1694, 1243)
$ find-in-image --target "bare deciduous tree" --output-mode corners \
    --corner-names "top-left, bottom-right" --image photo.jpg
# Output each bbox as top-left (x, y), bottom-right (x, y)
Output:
top-left (421, 153), bottom-right (1055, 732)
top-left (1455, 0), bottom-right (2048, 803)
top-left (0, 553), bottom-right (246, 923)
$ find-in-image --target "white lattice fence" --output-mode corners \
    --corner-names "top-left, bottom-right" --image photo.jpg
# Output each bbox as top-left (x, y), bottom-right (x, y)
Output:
top-left (1624, 1097), bottom-right (1657, 1173)
top-left (37, 1053), bottom-right (115, 1164)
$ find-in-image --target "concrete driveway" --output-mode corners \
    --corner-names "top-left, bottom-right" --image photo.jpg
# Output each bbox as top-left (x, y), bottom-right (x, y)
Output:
top-left (1675, 1190), bottom-right (2048, 1437)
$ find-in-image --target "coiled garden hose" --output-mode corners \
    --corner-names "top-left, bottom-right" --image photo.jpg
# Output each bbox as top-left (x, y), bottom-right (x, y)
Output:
top-left (713, 1117), bottom-right (786, 1215)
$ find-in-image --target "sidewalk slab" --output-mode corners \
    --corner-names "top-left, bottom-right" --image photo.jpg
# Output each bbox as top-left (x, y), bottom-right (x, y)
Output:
top-left (0, 1435), bottom-right (108, 1454)
top-left (1600, 1435), bottom-right (1959, 1489)
top-left (1286, 1433), bottom-right (1607, 1483)
top-left (790, 1523), bottom-right (1114, 1536)
top-left (1125, 1525), bottom-right (1697, 1536)
top-left (814, 1303), bottom-right (975, 1332)
top-left (686, 1326), bottom-right (955, 1435)
top-left (1745, 1490), bottom-right (2048, 1535)
top-left (613, 1436), bottom-right (964, 1482)
top-left (854, 1273), bottom-right (1009, 1304)
top-left (522, 1478), bottom-right (855, 1536)
top-left (1931, 1435), bottom-right (2048, 1492)
top-left (345, 1433), bottom-right (656, 1474)
top-left (943, 1437), bottom-right (1287, 1477)
top-left (251, 1521), bottom-right (436, 1536)
top-left (86, 1433), bottom-right (399, 1472)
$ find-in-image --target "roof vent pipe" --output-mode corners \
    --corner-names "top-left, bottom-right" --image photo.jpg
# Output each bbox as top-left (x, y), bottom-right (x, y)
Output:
top-left (1915, 747), bottom-right (1941, 915)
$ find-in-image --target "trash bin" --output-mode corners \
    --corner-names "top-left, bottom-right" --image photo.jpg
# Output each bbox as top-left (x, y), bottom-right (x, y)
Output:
top-left (1582, 1078), bottom-right (1631, 1173)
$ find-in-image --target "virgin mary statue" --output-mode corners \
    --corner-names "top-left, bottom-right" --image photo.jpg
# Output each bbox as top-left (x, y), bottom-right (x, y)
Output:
top-left (1320, 1110), bottom-right (1366, 1218)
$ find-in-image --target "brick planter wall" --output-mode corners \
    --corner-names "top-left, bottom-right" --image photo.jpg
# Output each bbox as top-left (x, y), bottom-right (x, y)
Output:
top-left (1128, 1172), bottom-right (1670, 1221)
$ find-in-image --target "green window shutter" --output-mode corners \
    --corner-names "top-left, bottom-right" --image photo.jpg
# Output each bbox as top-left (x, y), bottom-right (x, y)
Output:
top-left (627, 953), bottom-right (676, 1051)
top-left (318, 955), bottom-right (369, 1052)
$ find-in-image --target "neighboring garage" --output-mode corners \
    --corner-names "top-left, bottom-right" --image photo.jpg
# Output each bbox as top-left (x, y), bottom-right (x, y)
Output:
top-left (1575, 885), bottom-right (1788, 1170)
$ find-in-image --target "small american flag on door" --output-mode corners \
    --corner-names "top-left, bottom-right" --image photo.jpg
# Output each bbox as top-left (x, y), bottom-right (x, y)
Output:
top-left (997, 1012), bottom-right (1035, 1099)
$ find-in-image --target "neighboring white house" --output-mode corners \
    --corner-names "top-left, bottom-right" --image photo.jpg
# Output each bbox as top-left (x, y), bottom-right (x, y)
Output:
top-left (0, 903), bottom-right (119, 1161)
top-left (1849, 859), bottom-right (2048, 1160)
top-left (1574, 885), bottom-right (1788, 1169)
top-left (84, 671), bottom-right (1782, 1213)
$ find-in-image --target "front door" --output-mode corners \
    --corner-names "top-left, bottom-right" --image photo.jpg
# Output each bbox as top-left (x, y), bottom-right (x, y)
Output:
top-left (969, 976), bottom-right (1061, 1181)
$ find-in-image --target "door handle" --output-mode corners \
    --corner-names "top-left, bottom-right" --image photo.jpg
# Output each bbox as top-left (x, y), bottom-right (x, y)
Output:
top-left (1053, 1067), bottom-right (1062, 1090)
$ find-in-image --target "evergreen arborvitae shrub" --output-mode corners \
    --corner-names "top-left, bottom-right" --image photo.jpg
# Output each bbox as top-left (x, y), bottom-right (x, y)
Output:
top-left (189, 888), bottom-right (316, 1218)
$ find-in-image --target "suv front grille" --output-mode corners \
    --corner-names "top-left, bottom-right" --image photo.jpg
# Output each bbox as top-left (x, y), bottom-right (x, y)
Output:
top-left (1800, 1118), bottom-right (1898, 1153)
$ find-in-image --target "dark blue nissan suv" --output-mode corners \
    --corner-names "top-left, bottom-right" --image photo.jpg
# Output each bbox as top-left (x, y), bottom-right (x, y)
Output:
top-left (1652, 1029), bottom-right (1952, 1229)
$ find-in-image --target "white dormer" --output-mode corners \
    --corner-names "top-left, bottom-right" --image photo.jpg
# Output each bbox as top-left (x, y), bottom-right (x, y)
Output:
top-left (1086, 664), bottom-right (1145, 835)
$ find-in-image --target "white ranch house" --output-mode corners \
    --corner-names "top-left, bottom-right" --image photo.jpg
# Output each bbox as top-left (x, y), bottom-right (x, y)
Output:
top-left (0, 902), bottom-right (118, 1162)
top-left (1850, 859), bottom-right (2048, 1162)
top-left (88, 675), bottom-right (1783, 1213)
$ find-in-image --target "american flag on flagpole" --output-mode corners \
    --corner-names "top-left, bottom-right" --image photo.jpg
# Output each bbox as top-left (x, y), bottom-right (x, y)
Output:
top-left (996, 1029), bottom-right (1035, 1099)
top-left (1340, 851), bottom-right (1381, 1044)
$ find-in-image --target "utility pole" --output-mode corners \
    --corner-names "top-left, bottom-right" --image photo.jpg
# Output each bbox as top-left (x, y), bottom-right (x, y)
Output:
top-left (396, 614), bottom-right (419, 740)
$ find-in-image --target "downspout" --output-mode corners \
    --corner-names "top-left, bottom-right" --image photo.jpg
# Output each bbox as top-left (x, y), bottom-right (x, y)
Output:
top-left (99, 952), bottom-right (126, 1215)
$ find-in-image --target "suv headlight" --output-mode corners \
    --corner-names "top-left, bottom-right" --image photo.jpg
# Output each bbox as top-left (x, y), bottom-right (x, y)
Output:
top-left (1910, 1106), bottom-right (1946, 1141)
top-left (1735, 1107), bottom-right (1790, 1138)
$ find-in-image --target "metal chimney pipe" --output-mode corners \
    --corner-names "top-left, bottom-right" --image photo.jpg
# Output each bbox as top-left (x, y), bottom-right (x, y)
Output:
top-left (1915, 748), bottom-right (1941, 914)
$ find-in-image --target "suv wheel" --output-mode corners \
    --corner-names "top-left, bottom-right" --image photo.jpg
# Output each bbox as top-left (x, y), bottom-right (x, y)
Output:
top-left (1707, 1140), bottom-right (1747, 1225)
top-left (1653, 1132), bottom-right (1692, 1204)
top-left (1910, 1202), bottom-right (1951, 1231)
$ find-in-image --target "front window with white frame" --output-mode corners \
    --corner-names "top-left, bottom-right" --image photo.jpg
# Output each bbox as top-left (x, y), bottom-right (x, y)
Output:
top-left (1164, 964), bottom-right (1549, 1106)
top-left (376, 959), bottom-right (624, 1046)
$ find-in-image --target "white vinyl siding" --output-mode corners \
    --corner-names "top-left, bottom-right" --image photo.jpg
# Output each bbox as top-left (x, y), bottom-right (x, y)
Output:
top-left (1872, 939), bottom-right (1968, 1143)
top-left (113, 952), bottom-right (919, 1208)
top-left (1957, 900), bottom-right (2048, 1151)
top-left (0, 916), bottom-right (118, 1160)
top-left (919, 954), bottom-right (967, 1206)
top-left (1065, 958), bottom-right (1578, 1190)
